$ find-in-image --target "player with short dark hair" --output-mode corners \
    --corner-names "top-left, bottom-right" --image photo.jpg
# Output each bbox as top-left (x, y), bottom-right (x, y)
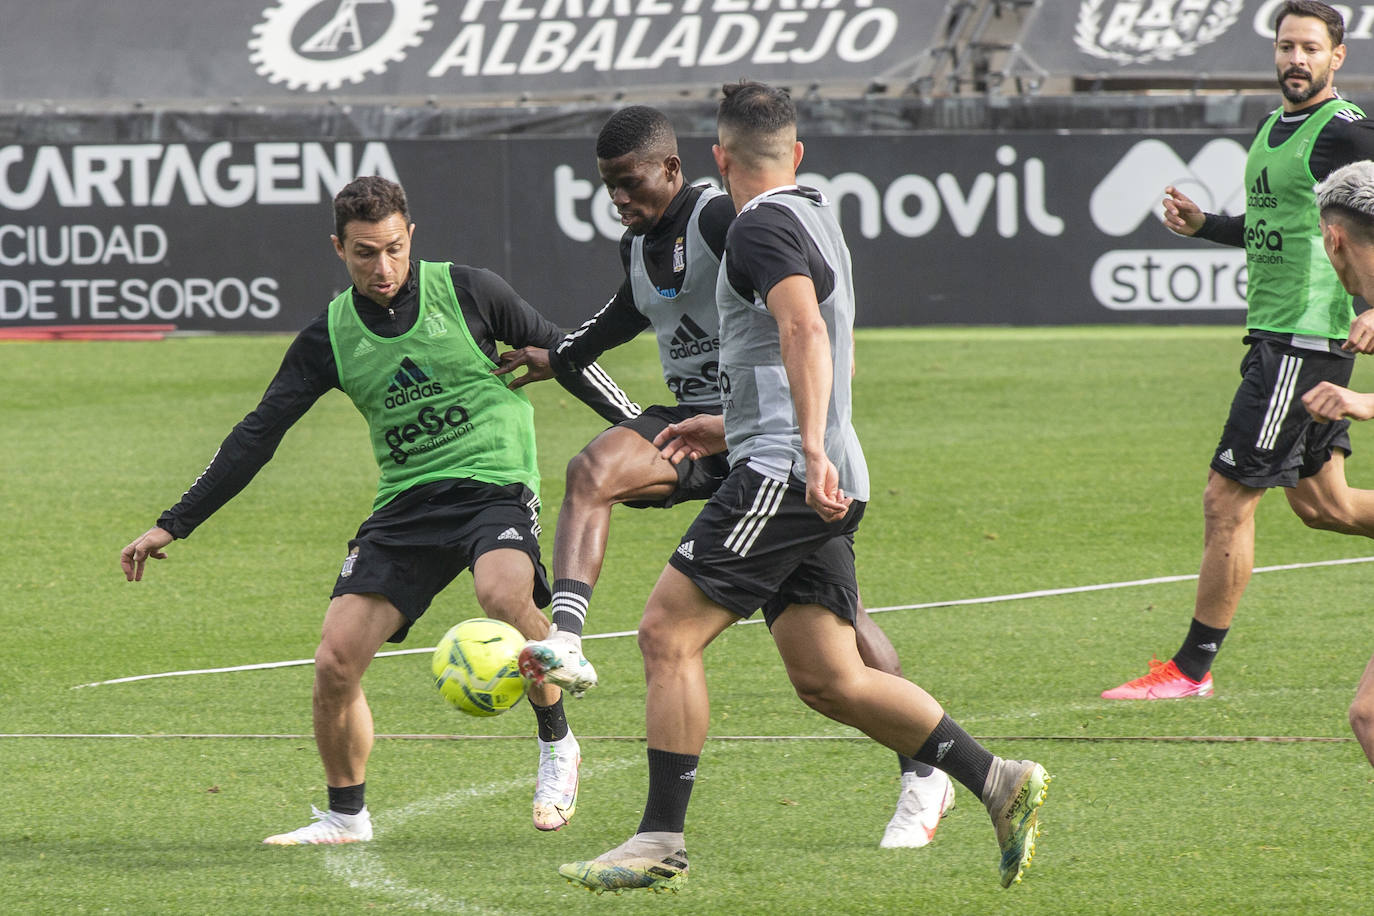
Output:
top-left (557, 82), bottom-right (1050, 894)
top-left (495, 104), bottom-right (956, 848)
top-left (1104, 0), bottom-right (1374, 700)
top-left (120, 174), bottom-right (636, 844)
top-left (1300, 159), bottom-right (1374, 768)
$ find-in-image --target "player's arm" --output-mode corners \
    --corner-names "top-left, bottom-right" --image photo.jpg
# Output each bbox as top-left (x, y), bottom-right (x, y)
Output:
top-left (1302, 381), bottom-right (1374, 422)
top-left (768, 275), bottom-right (850, 522)
top-left (468, 266), bottom-right (640, 423)
top-left (121, 319), bottom-right (334, 581)
top-left (653, 412), bottom-right (726, 464)
top-left (1165, 185), bottom-right (1243, 246)
top-left (497, 281), bottom-right (648, 393)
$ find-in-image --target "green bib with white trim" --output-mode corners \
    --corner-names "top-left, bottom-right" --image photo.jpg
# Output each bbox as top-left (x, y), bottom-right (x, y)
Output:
top-left (1243, 101), bottom-right (1362, 337)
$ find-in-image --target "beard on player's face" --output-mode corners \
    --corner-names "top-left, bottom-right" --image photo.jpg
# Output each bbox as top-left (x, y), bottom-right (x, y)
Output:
top-left (1278, 65), bottom-right (1329, 104)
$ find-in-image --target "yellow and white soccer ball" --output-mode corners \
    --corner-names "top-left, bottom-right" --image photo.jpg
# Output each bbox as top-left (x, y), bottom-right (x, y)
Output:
top-left (431, 618), bottom-right (528, 717)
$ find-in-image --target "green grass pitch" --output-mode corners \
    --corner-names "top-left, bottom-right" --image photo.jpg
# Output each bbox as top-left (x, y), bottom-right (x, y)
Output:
top-left (3, 326), bottom-right (1373, 914)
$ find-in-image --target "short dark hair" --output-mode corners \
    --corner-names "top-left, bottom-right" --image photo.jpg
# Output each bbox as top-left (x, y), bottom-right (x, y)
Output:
top-left (333, 175), bottom-right (409, 240)
top-left (717, 81), bottom-right (797, 139)
top-left (596, 106), bottom-right (677, 161)
top-left (1274, 0), bottom-right (1345, 47)
top-left (716, 81), bottom-right (797, 168)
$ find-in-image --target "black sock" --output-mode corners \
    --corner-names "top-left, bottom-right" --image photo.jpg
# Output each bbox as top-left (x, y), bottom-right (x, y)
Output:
top-left (913, 715), bottom-right (995, 801)
top-left (637, 748), bottom-right (698, 834)
top-left (550, 578), bottom-right (593, 638)
top-left (1173, 618), bottom-right (1229, 682)
top-left (530, 696), bottom-right (569, 742)
top-left (327, 782), bottom-right (365, 815)
top-left (899, 754), bottom-right (934, 777)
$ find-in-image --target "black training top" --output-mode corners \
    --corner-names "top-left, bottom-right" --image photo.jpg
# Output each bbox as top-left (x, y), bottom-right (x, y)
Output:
top-left (1197, 97), bottom-right (1374, 246)
top-left (723, 186), bottom-right (836, 306)
top-left (547, 182), bottom-right (734, 374)
top-left (156, 262), bottom-right (636, 539)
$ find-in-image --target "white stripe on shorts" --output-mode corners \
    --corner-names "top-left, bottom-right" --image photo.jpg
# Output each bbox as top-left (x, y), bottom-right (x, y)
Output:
top-left (1258, 353), bottom-right (1302, 451)
top-left (723, 477), bottom-right (786, 557)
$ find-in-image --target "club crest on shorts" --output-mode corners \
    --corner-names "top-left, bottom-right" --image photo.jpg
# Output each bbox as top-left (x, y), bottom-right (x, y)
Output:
top-left (340, 546), bottom-right (359, 577)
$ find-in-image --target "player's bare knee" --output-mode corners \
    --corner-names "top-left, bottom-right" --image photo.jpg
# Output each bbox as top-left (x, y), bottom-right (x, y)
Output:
top-left (791, 677), bottom-right (849, 718)
top-left (1293, 497), bottom-right (1355, 532)
top-left (313, 642), bottom-right (361, 694)
top-left (1349, 695), bottom-right (1374, 738)
top-left (565, 447), bottom-right (616, 503)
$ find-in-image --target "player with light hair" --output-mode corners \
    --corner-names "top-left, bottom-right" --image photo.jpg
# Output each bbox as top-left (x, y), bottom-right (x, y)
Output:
top-left (1300, 158), bottom-right (1374, 768)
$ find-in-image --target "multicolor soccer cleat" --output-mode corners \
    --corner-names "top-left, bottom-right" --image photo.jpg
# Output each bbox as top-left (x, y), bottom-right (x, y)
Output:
top-left (519, 626), bottom-right (599, 697)
top-left (1101, 657), bottom-right (1213, 700)
top-left (558, 849), bottom-right (689, 894)
top-left (985, 759), bottom-right (1050, 888)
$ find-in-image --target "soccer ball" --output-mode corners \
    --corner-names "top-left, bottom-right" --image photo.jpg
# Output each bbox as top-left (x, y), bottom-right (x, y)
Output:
top-left (431, 618), bottom-right (529, 717)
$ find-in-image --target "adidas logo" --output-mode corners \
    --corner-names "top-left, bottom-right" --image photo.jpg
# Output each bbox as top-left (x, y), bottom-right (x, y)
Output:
top-left (351, 338), bottom-right (376, 358)
top-left (676, 540), bottom-right (695, 561)
top-left (1197, 641), bottom-right (1219, 653)
top-left (680, 767), bottom-right (697, 782)
top-left (935, 740), bottom-right (954, 762)
top-left (498, 527), bottom-right (523, 542)
top-left (668, 315), bottom-right (718, 359)
top-left (1248, 167), bottom-right (1277, 207)
top-left (387, 356), bottom-right (430, 392)
top-left (383, 357), bottom-right (443, 408)
top-left (1217, 448), bottom-right (1236, 467)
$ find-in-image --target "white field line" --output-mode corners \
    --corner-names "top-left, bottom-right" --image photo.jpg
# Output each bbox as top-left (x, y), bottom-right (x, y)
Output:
top-left (71, 555), bottom-right (1374, 690)
top-left (323, 755), bottom-right (640, 913)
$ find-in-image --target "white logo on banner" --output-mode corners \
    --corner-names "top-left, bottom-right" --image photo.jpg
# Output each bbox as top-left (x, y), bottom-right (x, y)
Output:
top-left (1089, 137), bottom-right (1246, 237)
top-left (249, 0), bottom-right (436, 92)
top-left (1075, 0), bottom-right (1244, 65)
top-left (1089, 137), bottom-right (1249, 311)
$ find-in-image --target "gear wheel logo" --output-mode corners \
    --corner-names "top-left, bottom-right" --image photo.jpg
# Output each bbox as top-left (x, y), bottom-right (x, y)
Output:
top-left (249, 0), bottom-right (436, 93)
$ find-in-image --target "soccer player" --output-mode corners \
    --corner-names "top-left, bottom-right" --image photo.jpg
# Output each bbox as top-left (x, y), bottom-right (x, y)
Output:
top-left (1297, 159), bottom-right (1374, 768)
top-left (119, 175), bottom-right (638, 844)
top-left (496, 105), bottom-right (955, 848)
top-left (1104, 0), bottom-right (1374, 700)
top-left (557, 82), bottom-right (1050, 893)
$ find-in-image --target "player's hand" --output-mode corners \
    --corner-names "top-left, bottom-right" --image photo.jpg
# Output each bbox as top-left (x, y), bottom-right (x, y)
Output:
top-left (1302, 381), bottom-right (1374, 423)
top-left (492, 347), bottom-right (552, 389)
top-left (1162, 186), bottom-right (1206, 237)
top-left (653, 413), bottom-right (727, 464)
top-left (804, 453), bottom-right (851, 523)
top-left (121, 527), bottom-right (173, 581)
top-left (1343, 309), bottom-right (1374, 353)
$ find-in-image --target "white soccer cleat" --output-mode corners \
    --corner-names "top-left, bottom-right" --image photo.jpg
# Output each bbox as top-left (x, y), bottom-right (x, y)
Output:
top-left (519, 626), bottom-right (598, 697)
top-left (880, 769), bottom-right (956, 848)
top-left (533, 734), bottom-right (581, 831)
top-left (262, 805), bottom-right (372, 845)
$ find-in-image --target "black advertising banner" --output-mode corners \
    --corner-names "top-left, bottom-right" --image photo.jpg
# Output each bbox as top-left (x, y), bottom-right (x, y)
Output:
top-left (1021, 0), bottom-right (1374, 78)
top-left (0, 0), bottom-right (936, 102)
top-left (0, 130), bottom-right (1262, 333)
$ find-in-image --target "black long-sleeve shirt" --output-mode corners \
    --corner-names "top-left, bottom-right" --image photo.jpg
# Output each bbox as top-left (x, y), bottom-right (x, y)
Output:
top-left (157, 262), bottom-right (637, 538)
top-left (547, 183), bottom-right (734, 375)
top-left (1197, 97), bottom-right (1374, 246)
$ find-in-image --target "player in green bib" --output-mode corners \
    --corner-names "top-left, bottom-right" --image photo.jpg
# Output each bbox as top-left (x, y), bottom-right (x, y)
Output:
top-left (1104, 1), bottom-right (1374, 701)
top-left (120, 176), bottom-right (639, 845)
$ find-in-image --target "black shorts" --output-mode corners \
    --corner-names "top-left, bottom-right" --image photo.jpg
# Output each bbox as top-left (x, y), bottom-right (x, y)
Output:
top-left (667, 463), bottom-right (864, 627)
top-left (1212, 336), bottom-right (1354, 488)
top-left (331, 478), bottom-right (550, 642)
top-left (620, 404), bottom-right (732, 509)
